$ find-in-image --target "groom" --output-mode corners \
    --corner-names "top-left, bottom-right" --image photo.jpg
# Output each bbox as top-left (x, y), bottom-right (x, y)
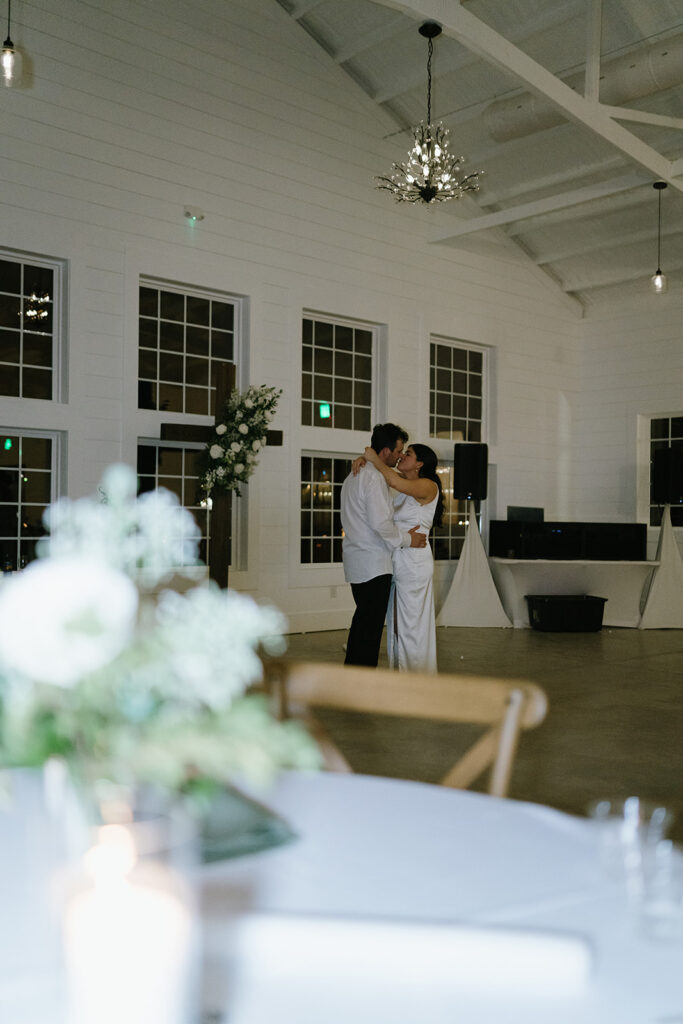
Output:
top-left (341, 422), bottom-right (426, 666)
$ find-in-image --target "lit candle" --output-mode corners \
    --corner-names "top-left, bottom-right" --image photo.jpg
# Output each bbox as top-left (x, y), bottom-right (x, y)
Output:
top-left (63, 824), bottom-right (195, 1024)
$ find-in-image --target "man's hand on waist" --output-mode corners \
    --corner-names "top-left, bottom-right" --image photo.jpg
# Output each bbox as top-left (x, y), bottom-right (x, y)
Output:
top-left (408, 525), bottom-right (427, 548)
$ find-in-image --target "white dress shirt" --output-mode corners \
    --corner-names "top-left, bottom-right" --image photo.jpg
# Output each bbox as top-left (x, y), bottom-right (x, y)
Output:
top-left (340, 463), bottom-right (412, 584)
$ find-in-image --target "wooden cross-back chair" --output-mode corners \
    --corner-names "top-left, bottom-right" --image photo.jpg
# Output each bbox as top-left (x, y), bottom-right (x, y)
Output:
top-left (265, 660), bottom-right (548, 799)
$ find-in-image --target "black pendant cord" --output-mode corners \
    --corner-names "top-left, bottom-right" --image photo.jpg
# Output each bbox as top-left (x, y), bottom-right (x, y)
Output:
top-left (4, 0), bottom-right (11, 46)
top-left (426, 36), bottom-right (433, 124)
top-left (657, 187), bottom-right (662, 271)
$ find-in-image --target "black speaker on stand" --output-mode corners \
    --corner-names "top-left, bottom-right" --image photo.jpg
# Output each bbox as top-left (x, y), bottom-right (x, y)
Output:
top-left (453, 443), bottom-right (488, 500)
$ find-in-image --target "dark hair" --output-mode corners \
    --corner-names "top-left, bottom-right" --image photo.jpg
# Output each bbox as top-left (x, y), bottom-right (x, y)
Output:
top-left (411, 443), bottom-right (444, 528)
top-left (370, 422), bottom-right (408, 455)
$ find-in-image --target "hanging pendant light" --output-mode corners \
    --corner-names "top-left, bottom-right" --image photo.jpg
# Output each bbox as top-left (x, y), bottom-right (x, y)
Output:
top-left (2, 0), bottom-right (22, 87)
top-left (650, 181), bottom-right (668, 294)
top-left (376, 22), bottom-right (481, 204)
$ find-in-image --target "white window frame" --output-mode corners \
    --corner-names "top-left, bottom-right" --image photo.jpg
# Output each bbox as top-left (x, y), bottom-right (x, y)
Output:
top-left (0, 247), bottom-right (67, 404)
top-left (636, 412), bottom-right (683, 542)
top-left (0, 426), bottom-right (64, 568)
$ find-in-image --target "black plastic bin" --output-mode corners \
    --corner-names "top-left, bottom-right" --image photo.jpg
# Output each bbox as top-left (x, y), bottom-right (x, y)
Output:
top-left (525, 594), bottom-right (607, 632)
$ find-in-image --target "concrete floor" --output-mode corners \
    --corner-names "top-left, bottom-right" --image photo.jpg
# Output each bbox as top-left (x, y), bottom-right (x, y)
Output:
top-left (282, 625), bottom-right (683, 842)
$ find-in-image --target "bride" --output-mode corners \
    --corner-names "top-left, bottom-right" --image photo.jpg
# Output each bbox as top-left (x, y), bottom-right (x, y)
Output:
top-left (355, 444), bottom-right (443, 672)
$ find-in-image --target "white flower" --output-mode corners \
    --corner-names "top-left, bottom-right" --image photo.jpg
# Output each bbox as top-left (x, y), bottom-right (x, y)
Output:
top-left (244, 399), bottom-right (254, 409)
top-left (210, 444), bottom-right (223, 459)
top-left (238, 423), bottom-right (248, 434)
top-left (252, 440), bottom-right (261, 452)
top-left (0, 557), bottom-right (138, 687)
top-left (215, 424), bottom-right (227, 436)
top-left (216, 467), bottom-right (225, 477)
top-left (230, 442), bottom-right (241, 453)
top-left (234, 464), bottom-right (244, 473)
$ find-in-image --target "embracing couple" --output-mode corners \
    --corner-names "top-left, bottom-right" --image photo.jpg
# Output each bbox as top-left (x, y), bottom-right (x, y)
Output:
top-left (340, 422), bottom-right (443, 672)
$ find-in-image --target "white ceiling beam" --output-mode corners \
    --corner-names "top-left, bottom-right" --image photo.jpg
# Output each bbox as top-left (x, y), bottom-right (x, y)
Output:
top-left (429, 174), bottom-right (646, 242)
top-left (584, 0), bottom-right (602, 102)
top-left (371, 0), bottom-right (683, 193)
top-left (602, 106), bottom-right (683, 131)
top-left (671, 157), bottom-right (683, 177)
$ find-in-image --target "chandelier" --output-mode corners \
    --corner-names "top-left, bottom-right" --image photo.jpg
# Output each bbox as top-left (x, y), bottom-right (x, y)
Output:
top-left (376, 22), bottom-right (481, 204)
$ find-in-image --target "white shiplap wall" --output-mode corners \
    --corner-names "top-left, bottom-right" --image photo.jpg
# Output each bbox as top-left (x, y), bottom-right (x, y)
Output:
top-left (7, 0), bottom-right (672, 630)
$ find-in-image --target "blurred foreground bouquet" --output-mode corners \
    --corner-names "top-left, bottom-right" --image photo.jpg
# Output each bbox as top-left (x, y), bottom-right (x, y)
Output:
top-left (0, 464), bottom-right (317, 808)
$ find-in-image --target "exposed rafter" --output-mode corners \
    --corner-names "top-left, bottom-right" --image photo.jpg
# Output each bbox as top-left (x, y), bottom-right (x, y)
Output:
top-left (371, 0), bottom-right (682, 193)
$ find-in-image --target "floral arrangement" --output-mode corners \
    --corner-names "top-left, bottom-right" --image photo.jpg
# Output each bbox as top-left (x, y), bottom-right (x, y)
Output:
top-left (201, 384), bottom-right (282, 498)
top-left (0, 465), bottom-right (317, 808)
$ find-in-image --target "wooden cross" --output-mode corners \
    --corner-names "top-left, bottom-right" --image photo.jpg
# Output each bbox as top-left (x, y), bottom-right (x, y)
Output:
top-left (160, 363), bottom-right (234, 588)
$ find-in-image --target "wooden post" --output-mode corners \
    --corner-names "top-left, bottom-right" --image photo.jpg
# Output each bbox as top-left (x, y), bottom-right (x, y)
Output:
top-left (208, 363), bottom-right (235, 589)
top-left (160, 362), bottom-right (235, 589)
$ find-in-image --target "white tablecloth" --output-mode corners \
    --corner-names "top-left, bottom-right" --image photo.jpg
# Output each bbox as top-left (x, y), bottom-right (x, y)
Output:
top-left (489, 558), bottom-right (657, 627)
top-left (201, 773), bottom-right (683, 1024)
top-left (3, 772), bottom-right (681, 1023)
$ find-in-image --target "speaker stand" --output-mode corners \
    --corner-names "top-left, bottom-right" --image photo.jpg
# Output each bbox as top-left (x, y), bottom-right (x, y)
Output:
top-left (436, 499), bottom-right (512, 628)
top-left (639, 505), bottom-right (683, 629)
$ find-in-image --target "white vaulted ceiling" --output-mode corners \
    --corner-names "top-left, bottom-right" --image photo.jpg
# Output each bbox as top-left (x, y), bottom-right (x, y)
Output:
top-left (274, 0), bottom-right (683, 312)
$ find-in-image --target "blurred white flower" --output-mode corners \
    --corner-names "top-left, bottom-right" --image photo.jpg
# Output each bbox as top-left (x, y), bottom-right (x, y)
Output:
top-left (234, 463), bottom-right (244, 473)
top-left (0, 558), bottom-right (138, 687)
top-left (216, 467), bottom-right (226, 477)
top-left (215, 424), bottom-right (227, 435)
top-left (244, 399), bottom-right (254, 409)
top-left (230, 442), bottom-right (241, 453)
top-left (252, 440), bottom-right (261, 451)
top-left (238, 423), bottom-right (248, 434)
top-left (210, 444), bottom-right (223, 459)
top-left (41, 465), bottom-right (199, 587)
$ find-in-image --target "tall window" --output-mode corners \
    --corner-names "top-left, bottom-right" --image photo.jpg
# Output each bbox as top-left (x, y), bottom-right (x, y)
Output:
top-left (137, 442), bottom-right (211, 564)
top-left (300, 454), bottom-right (351, 564)
top-left (430, 339), bottom-right (483, 441)
top-left (138, 282), bottom-right (236, 416)
top-left (0, 253), bottom-right (61, 401)
top-left (0, 431), bottom-right (55, 570)
top-left (301, 315), bottom-right (373, 431)
top-left (650, 416), bottom-right (683, 526)
top-left (431, 462), bottom-right (480, 561)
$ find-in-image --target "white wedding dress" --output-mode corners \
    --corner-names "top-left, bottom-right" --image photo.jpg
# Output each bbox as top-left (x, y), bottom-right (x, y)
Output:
top-left (386, 489), bottom-right (439, 672)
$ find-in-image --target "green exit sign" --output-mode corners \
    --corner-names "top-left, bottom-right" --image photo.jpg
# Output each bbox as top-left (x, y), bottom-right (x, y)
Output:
top-left (319, 403), bottom-right (331, 419)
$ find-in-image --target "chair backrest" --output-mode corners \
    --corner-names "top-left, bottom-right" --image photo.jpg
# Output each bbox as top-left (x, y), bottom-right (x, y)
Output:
top-left (265, 661), bottom-right (548, 799)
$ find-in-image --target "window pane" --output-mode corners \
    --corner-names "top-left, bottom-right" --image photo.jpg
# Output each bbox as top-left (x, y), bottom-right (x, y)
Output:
top-left (186, 326), bottom-right (209, 355)
top-left (0, 294), bottom-right (21, 328)
top-left (159, 323), bottom-right (184, 352)
top-left (21, 437), bottom-right (51, 468)
top-left (186, 296), bottom-right (210, 326)
top-left (0, 469), bottom-right (19, 501)
top-left (139, 318), bottom-right (158, 348)
top-left (335, 405), bottom-right (352, 430)
top-left (0, 365), bottom-right (19, 396)
top-left (158, 447), bottom-right (183, 476)
top-left (21, 472), bottom-right (51, 503)
top-left (0, 329), bottom-right (20, 362)
top-left (0, 258), bottom-right (21, 293)
top-left (158, 383), bottom-right (183, 412)
top-left (211, 302), bottom-right (234, 331)
top-left (160, 291), bottom-right (185, 321)
top-left (22, 368), bottom-right (52, 400)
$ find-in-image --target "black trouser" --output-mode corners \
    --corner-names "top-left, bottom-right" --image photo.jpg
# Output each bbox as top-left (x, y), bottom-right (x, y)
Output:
top-left (345, 574), bottom-right (392, 667)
